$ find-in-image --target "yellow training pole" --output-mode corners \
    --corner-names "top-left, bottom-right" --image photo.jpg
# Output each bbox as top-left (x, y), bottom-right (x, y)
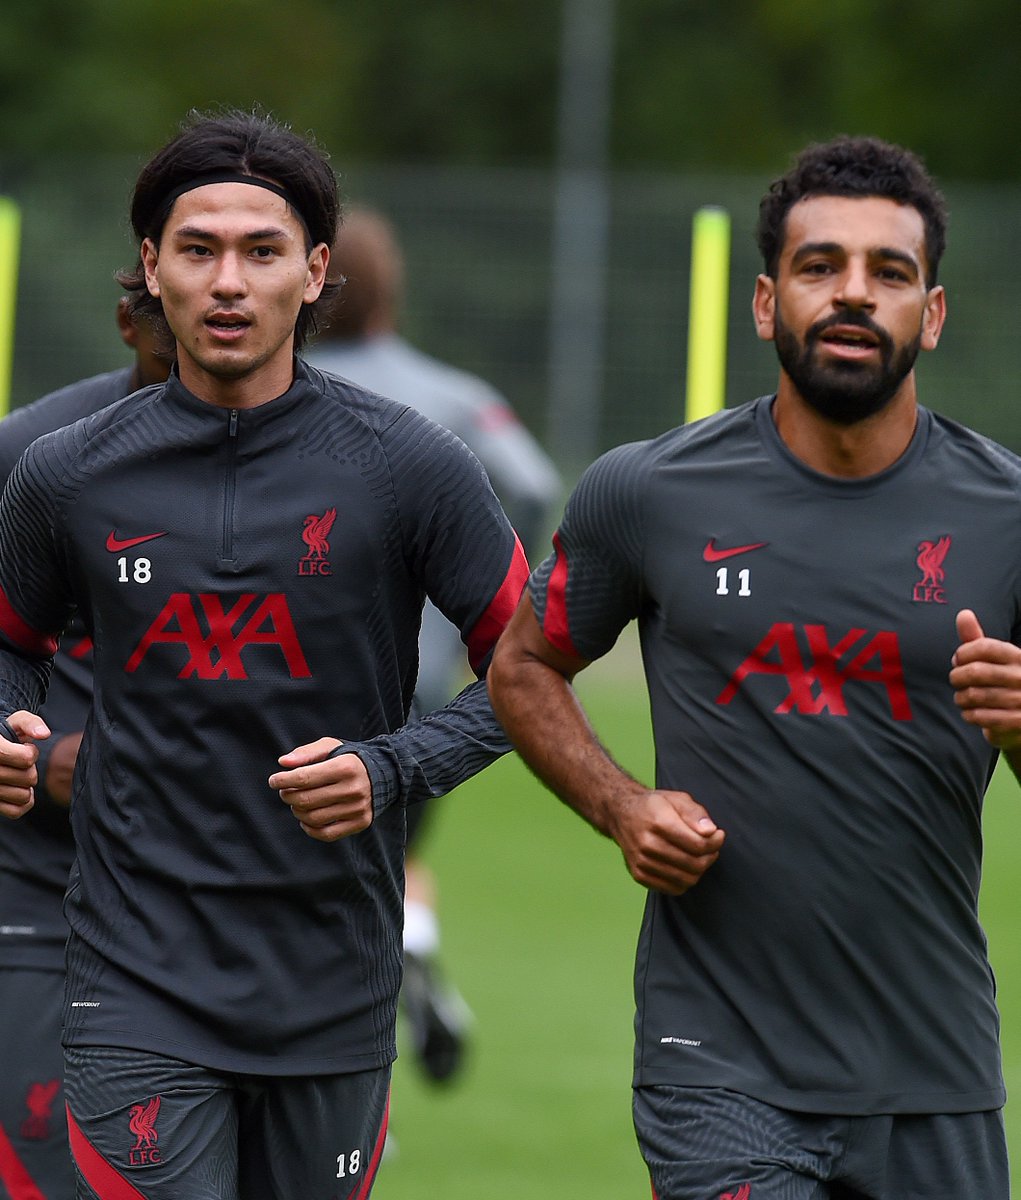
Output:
top-left (684, 205), bottom-right (731, 423)
top-left (0, 197), bottom-right (21, 418)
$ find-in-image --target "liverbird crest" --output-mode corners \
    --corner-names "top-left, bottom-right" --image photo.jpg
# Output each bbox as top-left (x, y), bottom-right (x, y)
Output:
top-left (916, 535), bottom-right (951, 587)
top-left (301, 507), bottom-right (337, 561)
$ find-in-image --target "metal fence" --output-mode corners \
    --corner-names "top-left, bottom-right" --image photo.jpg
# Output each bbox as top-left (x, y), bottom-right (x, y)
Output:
top-left (5, 158), bottom-right (1021, 484)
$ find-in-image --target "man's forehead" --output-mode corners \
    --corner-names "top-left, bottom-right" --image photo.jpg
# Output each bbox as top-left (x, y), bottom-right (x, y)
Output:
top-left (782, 194), bottom-right (927, 258)
top-left (163, 181), bottom-right (302, 237)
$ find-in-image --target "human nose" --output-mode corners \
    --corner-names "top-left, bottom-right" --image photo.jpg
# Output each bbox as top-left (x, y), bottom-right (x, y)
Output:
top-left (211, 251), bottom-right (247, 299)
top-left (833, 259), bottom-right (874, 311)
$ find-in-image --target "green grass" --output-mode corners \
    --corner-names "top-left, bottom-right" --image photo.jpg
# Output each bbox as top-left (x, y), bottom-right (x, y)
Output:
top-left (378, 644), bottom-right (1021, 1196)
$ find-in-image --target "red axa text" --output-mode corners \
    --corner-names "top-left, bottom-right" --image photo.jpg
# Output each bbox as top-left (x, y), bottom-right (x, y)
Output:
top-left (125, 593), bottom-right (312, 680)
top-left (716, 622), bottom-right (912, 721)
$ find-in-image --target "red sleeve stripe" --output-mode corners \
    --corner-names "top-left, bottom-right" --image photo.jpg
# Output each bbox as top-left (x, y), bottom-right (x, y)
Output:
top-left (0, 1121), bottom-right (47, 1200)
top-left (0, 587), bottom-right (58, 658)
top-left (66, 1104), bottom-right (147, 1200)
top-left (541, 530), bottom-right (578, 658)
top-left (465, 533), bottom-right (530, 673)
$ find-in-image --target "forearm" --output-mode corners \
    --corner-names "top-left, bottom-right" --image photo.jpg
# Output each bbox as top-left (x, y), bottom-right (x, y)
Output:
top-left (0, 650), bottom-right (50, 724)
top-left (487, 644), bottom-right (640, 839)
top-left (489, 598), bottom-right (725, 894)
top-left (344, 676), bottom-right (512, 813)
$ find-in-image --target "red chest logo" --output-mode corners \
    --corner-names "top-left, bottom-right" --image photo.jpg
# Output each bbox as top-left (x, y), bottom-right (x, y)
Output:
top-left (913, 535), bottom-right (951, 604)
top-left (126, 593), bottom-right (311, 679)
top-left (299, 508), bottom-right (337, 576)
top-left (717, 622), bottom-right (912, 721)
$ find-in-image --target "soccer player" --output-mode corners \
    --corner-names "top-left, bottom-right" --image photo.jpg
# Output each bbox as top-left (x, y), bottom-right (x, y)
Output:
top-left (0, 109), bottom-right (528, 1200)
top-left (488, 136), bottom-right (1019, 1197)
top-left (0, 298), bottom-right (170, 1200)
top-left (305, 207), bottom-right (561, 1083)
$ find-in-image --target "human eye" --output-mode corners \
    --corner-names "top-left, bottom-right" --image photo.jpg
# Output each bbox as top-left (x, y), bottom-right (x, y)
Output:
top-left (250, 244), bottom-right (279, 260)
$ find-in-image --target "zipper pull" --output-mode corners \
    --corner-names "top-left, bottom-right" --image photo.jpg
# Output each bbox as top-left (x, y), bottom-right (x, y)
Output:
top-left (228, 409), bottom-right (239, 437)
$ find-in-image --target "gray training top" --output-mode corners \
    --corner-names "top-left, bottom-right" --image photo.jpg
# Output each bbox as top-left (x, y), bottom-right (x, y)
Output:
top-left (0, 362), bottom-right (528, 1075)
top-left (530, 396), bottom-right (1019, 1115)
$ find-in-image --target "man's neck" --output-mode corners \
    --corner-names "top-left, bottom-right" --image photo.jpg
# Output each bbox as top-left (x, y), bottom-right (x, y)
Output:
top-left (771, 378), bottom-right (920, 478)
top-left (177, 354), bottom-right (297, 411)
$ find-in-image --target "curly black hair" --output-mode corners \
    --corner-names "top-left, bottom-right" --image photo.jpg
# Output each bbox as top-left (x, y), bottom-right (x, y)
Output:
top-left (756, 136), bottom-right (947, 287)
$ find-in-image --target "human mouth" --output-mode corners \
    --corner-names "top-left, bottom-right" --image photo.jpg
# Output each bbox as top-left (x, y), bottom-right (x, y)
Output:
top-left (815, 323), bottom-right (882, 361)
top-left (205, 313), bottom-right (252, 341)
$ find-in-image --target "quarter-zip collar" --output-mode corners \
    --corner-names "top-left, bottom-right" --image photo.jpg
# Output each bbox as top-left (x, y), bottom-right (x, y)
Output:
top-left (157, 358), bottom-right (321, 434)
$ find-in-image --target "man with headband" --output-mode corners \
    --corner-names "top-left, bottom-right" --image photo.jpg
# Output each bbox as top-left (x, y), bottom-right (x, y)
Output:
top-left (0, 109), bottom-right (528, 1200)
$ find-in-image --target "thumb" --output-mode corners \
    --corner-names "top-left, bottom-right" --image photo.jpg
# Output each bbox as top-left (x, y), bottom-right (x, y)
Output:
top-left (276, 737), bottom-right (343, 768)
top-left (4, 711), bottom-right (51, 744)
top-left (955, 609), bottom-right (984, 644)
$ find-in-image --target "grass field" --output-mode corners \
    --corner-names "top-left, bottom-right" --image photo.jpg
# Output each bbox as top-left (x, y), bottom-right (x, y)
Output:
top-left (377, 639), bottom-right (1021, 1196)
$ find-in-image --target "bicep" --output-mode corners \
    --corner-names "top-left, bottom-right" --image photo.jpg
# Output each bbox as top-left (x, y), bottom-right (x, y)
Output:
top-left (494, 592), bottom-right (590, 683)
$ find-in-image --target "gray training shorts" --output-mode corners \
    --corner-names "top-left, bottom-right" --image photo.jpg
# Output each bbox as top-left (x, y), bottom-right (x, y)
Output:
top-left (0, 966), bottom-right (73, 1200)
top-left (633, 1084), bottom-right (1009, 1200)
top-left (64, 1046), bottom-right (390, 1200)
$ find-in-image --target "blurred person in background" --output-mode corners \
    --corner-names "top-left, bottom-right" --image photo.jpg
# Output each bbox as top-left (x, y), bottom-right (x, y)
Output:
top-left (0, 297), bottom-right (170, 1200)
top-left (490, 135), bottom-right (1018, 1198)
top-left (305, 206), bottom-right (561, 1085)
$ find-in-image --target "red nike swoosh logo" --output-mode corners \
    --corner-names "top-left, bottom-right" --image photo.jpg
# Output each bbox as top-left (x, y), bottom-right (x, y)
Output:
top-left (703, 538), bottom-right (768, 562)
top-left (105, 531), bottom-right (168, 553)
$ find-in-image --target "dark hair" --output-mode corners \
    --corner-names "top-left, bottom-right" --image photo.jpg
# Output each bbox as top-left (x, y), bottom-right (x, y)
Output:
top-left (117, 107), bottom-right (341, 352)
top-left (756, 135), bottom-right (948, 287)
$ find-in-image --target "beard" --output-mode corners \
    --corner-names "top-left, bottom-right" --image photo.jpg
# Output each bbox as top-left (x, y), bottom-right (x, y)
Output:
top-left (773, 307), bottom-right (921, 426)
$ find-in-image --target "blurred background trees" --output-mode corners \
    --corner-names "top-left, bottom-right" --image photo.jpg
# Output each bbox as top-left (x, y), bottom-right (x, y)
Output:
top-left (1, 0), bottom-right (1020, 468)
top-left (2, 0), bottom-right (1018, 178)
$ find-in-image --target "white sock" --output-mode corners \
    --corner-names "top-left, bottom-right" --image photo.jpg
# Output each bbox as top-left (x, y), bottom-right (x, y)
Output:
top-left (403, 900), bottom-right (441, 956)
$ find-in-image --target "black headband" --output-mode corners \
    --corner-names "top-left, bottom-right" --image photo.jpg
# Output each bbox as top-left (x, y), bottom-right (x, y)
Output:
top-left (154, 172), bottom-right (312, 241)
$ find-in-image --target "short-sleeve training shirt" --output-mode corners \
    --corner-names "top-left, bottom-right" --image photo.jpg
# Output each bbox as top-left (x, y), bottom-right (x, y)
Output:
top-left (530, 396), bottom-right (1021, 1115)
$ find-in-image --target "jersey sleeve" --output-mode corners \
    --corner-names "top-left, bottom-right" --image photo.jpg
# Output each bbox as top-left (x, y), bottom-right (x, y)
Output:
top-left (343, 407), bottom-right (530, 811)
top-left (530, 440), bottom-right (649, 662)
top-left (0, 436), bottom-right (78, 721)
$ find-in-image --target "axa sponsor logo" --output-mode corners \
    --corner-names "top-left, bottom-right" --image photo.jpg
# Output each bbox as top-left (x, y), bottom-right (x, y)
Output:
top-left (127, 1095), bottom-right (162, 1167)
top-left (717, 621), bottom-right (912, 721)
top-left (913, 534), bottom-right (951, 604)
top-left (125, 593), bottom-right (311, 679)
top-left (299, 507), bottom-right (337, 576)
top-left (20, 1080), bottom-right (60, 1140)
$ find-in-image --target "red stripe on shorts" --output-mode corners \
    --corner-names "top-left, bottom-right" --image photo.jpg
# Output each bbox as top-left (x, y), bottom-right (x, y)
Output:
top-left (347, 1090), bottom-right (390, 1200)
top-left (66, 1105), bottom-right (147, 1200)
top-left (0, 1122), bottom-right (47, 1200)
